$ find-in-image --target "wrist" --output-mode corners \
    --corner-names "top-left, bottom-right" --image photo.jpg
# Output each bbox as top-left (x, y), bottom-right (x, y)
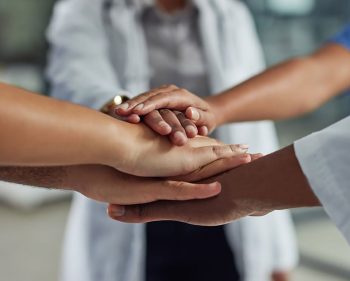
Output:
top-left (95, 117), bottom-right (129, 169)
top-left (61, 165), bottom-right (84, 192)
top-left (206, 97), bottom-right (226, 127)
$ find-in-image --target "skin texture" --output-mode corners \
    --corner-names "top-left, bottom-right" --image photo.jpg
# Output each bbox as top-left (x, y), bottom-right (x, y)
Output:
top-left (0, 82), bottom-right (121, 167)
top-left (0, 82), bottom-right (247, 179)
top-left (122, 107), bottom-right (199, 146)
top-left (108, 145), bottom-right (320, 225)
top-left (117, 44), bottom-right (350, 133)
top-left (0, 153), bottom-right (253, 205)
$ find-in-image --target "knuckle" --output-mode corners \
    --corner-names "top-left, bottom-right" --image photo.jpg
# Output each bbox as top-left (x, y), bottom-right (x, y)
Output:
top-left (149, 110), bottom-right (161, 119)
top-left (175, 111), bottom-right (185, 119)
top-left (170, 181), bottom-right (188, 199)
top-left (159, 108), bottom-right (171, 115)
top-left (136, 204), bottom-right (148, 220)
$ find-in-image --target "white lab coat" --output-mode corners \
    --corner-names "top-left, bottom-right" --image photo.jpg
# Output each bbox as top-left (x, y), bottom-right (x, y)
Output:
top-left (47, 1), bottom-right (298, 281)
top-left (295, 116), bottom-right (350, 244)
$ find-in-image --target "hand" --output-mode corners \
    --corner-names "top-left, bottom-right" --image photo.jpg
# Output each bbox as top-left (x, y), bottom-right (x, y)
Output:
top-left (115, 85), bottom-right (217, 136)
top-left (68, 151), bottom-right (252, 205)
top-left (107, 121), bottom-right (250, 178)
top-left (108, 153), bottom-right (266, 224)
top-left (108, 145), bottom-right (320, 225)
top-left (119, 109), bottom-right (199, 146)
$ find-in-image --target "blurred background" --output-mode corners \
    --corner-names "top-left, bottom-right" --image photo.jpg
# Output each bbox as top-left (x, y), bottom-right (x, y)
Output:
top-left (0, 0), bottom-right (350, 280)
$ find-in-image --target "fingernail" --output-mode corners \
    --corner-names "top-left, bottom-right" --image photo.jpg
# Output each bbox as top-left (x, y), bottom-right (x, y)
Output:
top-left (109, 205), bottom-right (125, 217)
top-left (159, 121), bottom-right (170, 128)
top-left (185, 125), bottom-right (197, 136)
top-left (238, 148), bottom-right (249, 153)
top-left (208, 182), bottom-right (220, 191)
top-left (190, 108), bottom-right (200, 121)
top-left (239, 144), bottom-right (249, 149)
top-left (116, 103), bottom-right (129, 110)
top-left (134, 103), bottom-right (144, 111)
top-left (200, 126), bottom-right (209, 136)
top-left (159, 121), bottom-right (172, 133)
top-left (231, 144), bottom-right (248, 153)
top-left (174, 131), bottom-right (186, 144)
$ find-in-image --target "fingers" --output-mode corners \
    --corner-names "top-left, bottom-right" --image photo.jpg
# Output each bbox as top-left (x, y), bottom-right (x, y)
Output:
top-left (115, 85), bottom-right (209, 117)
top-left (185, 107), bottom-right (213, 131)
top-left (108, 200), bottom-right (195, 224)
top-left (108, 199), bottom-right (222, 226)
top-left (143, 110), bottom-right (172, 135)
top-left (115, 85), bottom-right (179, 115)
top-left (187, 135), bottom-right (223, 147)
top-left (172, 153), bottom-right (251, 182)
top-left (123, 114), bottom-right (141, 123)
top-left (108, 201), bottom-right (181, 224)
top-left (114, 86), bottom-right (217, 134)
top-left (109, 179), bottom-right (221, 205)
top-left (188, 144), bottom-right (249, 173)
top-left (198, 126), bottom-right (209, 136)
top-left (159, 109), bottom-right (188, 146)
top-left (156, 180), bottom-right (221, 201)
top-left (135, 89), bottom-right (207, 115)
top-left (175, 111), bottom-right (198, 138)
top-left (143, 110), bottom-right (198, 139)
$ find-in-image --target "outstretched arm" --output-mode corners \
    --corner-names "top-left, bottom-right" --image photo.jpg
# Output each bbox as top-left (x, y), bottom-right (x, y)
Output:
top-left (0, 82), bottom-right (122, 167)
top-left (208, 44), bottom-right (350, 124)
top-left (116, 44), bottom-right (350, 133)
top-left (0, 165), bottom-right (219, 205)
top-left (108, 145), bottom-right (320, 224)
top-left (0, 83), bottom-right (249, 178)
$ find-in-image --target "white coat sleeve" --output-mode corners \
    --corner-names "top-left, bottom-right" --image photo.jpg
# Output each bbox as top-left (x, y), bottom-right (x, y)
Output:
top-left (46, 0), bottom-right (122, 109)
top-left (294, 116), bottom-right (350, 243)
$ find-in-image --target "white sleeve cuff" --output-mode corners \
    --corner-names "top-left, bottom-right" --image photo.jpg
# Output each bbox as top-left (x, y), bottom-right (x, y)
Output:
top-left (294, 124), bottom-right (350, 243)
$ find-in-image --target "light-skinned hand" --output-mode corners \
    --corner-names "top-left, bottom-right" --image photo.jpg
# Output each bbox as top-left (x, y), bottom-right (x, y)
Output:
top-left (68, 151), bottom-right (252, 205)
top-left (108, 122), bottom-right (250, 178)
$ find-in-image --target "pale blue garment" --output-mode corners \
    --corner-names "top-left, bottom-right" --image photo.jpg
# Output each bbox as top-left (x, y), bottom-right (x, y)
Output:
top-left (46, 1), bottom-right (298, 281)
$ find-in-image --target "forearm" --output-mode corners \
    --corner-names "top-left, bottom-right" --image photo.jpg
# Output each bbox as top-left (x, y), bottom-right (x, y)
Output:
top-left (223, 145), bottom-right (320, 211)
top-left (209, 44), bottom-right (350, 124)
top-left (0, 83), bottom-right (128, 167)
top-left (0, 166), bottom-right (72, 190)
top-left (0, 165), bottom-right (98, 195)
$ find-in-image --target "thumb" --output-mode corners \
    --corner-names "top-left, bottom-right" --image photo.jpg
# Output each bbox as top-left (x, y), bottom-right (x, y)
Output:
top-left (186, 107), bottom-right (215, 133)
top-left (107, 200), bottom-right (200, 225)
top-left (107, 197), bottom-right (229, 226)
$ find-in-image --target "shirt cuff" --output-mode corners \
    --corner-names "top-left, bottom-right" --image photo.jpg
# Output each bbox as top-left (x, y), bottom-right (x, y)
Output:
top-left (294, 134), bottom-right (350, 244)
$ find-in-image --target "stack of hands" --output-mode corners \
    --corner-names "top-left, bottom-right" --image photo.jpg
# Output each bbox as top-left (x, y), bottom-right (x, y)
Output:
top-left (94, 84), bottom-right (264, 225)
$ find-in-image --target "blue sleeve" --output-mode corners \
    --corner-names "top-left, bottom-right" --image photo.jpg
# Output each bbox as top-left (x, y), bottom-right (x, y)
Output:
top-left (329, 24), bottom-right (350, 51)
top-left (329, 25), bottom-right (350, 97)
